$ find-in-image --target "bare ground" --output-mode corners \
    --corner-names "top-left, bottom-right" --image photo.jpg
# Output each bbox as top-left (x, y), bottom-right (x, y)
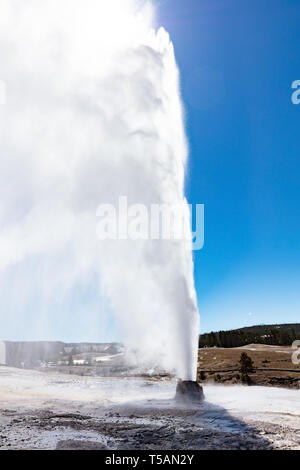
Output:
top-left (198, 344), bottom-right (300, 388)
top-left (0, 366), bottom-right (299, 450)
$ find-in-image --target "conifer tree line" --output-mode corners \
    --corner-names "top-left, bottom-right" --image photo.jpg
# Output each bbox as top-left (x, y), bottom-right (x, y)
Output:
top-left (199, 324), bottom-right (300, 348)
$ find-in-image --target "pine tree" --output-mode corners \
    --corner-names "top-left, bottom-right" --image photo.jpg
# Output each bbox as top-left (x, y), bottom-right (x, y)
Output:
top-left (239, 352), bottom-right (255, 384)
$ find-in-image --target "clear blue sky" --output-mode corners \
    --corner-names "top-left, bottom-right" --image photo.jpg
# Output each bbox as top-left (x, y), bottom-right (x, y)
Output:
top-left (157, 0), bottom-right (300, 332)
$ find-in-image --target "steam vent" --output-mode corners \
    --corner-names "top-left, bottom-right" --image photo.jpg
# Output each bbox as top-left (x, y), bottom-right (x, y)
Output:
top-left (175, 380), bottom-right (204, 403)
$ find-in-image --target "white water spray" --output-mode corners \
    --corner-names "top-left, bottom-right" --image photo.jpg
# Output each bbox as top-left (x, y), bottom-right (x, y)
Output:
top-left (0, 0), bottom-right (199, 380)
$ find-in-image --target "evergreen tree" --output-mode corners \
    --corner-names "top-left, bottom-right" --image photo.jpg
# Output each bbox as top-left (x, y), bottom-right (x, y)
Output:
top-left (239, 352), bottom-right (255, 384)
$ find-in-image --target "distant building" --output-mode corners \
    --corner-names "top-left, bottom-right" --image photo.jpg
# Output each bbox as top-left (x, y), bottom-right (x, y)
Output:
top-left (0, 341), bottom-right (124, 368)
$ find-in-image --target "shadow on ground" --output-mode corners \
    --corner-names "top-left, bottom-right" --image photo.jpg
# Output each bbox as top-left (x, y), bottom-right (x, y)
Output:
top-left (52, 397), bottom-right (273, 450)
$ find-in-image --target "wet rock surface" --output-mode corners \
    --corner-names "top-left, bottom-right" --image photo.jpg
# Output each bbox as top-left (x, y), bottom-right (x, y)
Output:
top-left (0, 404), bottom-right (299, 450)
top-left (175, 380), bottom-right (204, 403)
top-left (0, 368), bottom-right (299, 450)
top-left (56, 440), bottom-right (108, 450)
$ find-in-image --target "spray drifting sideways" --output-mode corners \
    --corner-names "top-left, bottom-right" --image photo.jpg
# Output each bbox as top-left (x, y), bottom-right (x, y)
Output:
top-left (0, 0), bottom-right (199, 380)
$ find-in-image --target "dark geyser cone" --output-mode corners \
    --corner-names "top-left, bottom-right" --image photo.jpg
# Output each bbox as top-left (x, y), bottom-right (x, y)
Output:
top-left (175, 380), bottom-right (204, 404)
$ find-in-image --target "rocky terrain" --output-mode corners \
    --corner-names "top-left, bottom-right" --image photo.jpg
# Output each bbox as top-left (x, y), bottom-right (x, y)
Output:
top-left (0, 366), bottom-right (299, 450)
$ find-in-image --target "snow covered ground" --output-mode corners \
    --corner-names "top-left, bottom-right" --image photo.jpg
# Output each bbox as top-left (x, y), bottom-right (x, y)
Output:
top-left (0, 366), bottom-right (299, 450)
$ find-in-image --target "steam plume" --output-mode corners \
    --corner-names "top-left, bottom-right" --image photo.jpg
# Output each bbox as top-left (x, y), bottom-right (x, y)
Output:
top-left (0, 0), bottom-right (199, 379)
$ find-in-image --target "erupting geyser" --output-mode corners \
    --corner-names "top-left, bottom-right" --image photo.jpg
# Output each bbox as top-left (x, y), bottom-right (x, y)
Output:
top-left (0, 0), bottom-right (199, 381)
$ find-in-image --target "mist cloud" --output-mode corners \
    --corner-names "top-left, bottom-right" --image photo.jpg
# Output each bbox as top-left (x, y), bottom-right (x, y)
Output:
top-left (0, 0), bottom-right (199, 379)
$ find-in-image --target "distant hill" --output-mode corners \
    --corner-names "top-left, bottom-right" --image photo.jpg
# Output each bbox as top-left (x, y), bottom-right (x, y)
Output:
top-left (199, 323), bottom-right (300, 348)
